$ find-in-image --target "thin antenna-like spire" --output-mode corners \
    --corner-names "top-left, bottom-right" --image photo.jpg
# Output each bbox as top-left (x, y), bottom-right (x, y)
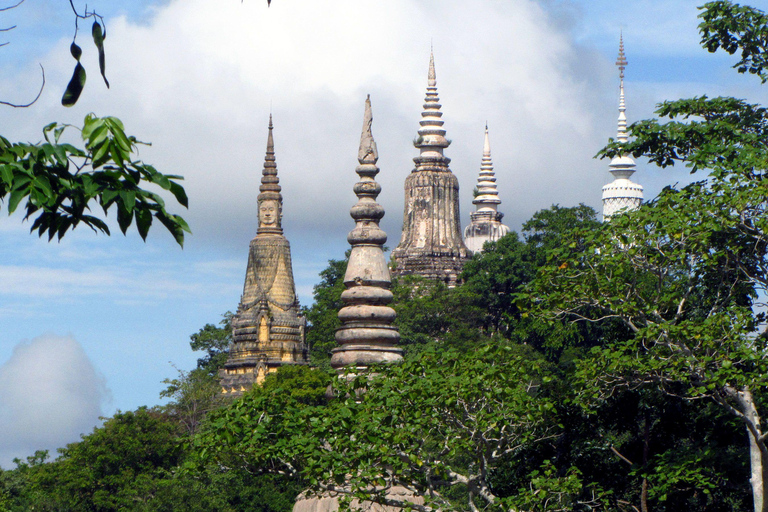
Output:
top-left (616, 33), bottom-right (628, 144)
top-left (602, 34), bottom-right (643, 221)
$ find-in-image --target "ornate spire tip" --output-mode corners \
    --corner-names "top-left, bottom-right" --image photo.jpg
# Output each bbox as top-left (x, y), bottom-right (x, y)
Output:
top-left (428, 51), bottom-right (436, 82)
top-left (616, 33), bottom-right (627, 79)
top-left (358, 95), bottom-right (378, 164)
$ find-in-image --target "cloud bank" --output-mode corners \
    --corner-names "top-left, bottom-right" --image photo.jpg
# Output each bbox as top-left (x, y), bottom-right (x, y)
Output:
top-left (0, 334), bottom-right (110, 468)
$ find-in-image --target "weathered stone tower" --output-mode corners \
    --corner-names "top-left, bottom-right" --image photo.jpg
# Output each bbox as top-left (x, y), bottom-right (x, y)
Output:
top-left (391, 52), bottom-right (470, 286)
top-left (602, 36), bottom-right (643, 221)
top-left (220, 116), bottom-right (308, 397)
top-left (330, 95), bottom-right (403, 372)
top-left (294, 97), bottom-right (415, 512)
top-left (463, 124), bottom-right (510, 253)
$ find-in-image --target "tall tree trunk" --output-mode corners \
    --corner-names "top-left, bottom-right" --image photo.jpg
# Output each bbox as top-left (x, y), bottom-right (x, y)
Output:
top-left (730, 386), bottom-right (768, 512)
top-left (641, 411), bottom-right (650, 512)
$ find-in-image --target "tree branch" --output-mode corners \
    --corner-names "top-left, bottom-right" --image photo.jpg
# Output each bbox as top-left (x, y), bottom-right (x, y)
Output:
top-left (0, 64), bottom-right (44, 108)
top-left (0, 0), bottom-right (25, 12)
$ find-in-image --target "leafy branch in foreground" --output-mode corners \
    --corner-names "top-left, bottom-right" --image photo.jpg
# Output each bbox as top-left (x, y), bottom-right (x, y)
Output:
top-left (699, 0), bottom-right (768, 81)
top-left (0, 114), bottom-right (190, 246)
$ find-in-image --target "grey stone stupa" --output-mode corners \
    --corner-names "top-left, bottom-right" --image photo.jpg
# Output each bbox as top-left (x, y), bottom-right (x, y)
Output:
top-left (219, 116), bottom-right (308, 397)
top-left (330, 95), bottom-right (403, 372)
top-left (295, 95), bottom-right (417, 512)
top-left (391, 51), bottom-right (470, 286)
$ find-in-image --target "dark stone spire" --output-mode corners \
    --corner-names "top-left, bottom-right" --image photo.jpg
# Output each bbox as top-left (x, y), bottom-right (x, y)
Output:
top-left (220, 116), bottom-right (308, 397)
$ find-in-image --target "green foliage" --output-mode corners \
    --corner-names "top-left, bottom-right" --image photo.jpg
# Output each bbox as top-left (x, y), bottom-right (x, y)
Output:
top-left (529, 3), bottom-right (768, 509)
top-left (0, 408), bottom-right (301, 512)
top-left (522, 204), bottom-right (600, 268)
top-left (461, 232), bottom-right (534, 334)
top-left (189, 312), bottom-right (233, 376)
top-left (160, 367), bottom-right (223, 437)
top-left (9, 408), bottom-right (183, 511)
top-left (0, 114), bottom-right (190, 245)
top-left (191, 343), bottom-right (572, 511)
top-left (700, 1), bottom-right (768, 81)
top-left (392, 274), bottom-right (487, 356)
top-left (258, 364), bottom-right (333, 407)
top-left (303, 255), bottom-right (347, 367)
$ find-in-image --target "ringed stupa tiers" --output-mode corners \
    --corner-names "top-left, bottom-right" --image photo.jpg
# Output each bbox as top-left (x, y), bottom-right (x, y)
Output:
top-left (392, 51), bottom-right (470, 286)
top-left (330, 96), bottom-right (403, 371)
top-left (295, 97), bottom-right (415, 512)
top-left (602, 35), bottom-right (643, 221)
top-left (463, 125), bottom-right (510, 253)
top-left (220, 116), bottom-right (308, 397)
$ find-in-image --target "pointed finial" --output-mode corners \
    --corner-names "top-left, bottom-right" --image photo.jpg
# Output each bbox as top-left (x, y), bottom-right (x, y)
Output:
top-left (413, 49), bottom-right (450, 162)
top-left (473, 124), bottom-right (501, 212)
top-left (428, 50), bottom-right (436, 83)
top-left (258, 115), bottom-right (283, 235)
top-left (358, 95), bottom-right (378, 164)
top-left (615, 34), bottom-right (629, 144)
top-left (616, 32), bottom-right (627, 81)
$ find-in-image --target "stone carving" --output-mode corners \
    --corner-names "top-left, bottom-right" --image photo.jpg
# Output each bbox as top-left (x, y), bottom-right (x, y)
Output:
top-left (463, 124), bottom-right (510, 253)
top-left (330, 95), bottom-right (403, 371)
top-left (392, 51), bottom-right (470, 286)
top-left (220, 116), bottom-right (308, 397)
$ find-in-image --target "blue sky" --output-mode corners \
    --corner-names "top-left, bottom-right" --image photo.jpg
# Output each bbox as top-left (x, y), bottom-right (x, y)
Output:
top-left (0, 0), bottom-right (766, 466)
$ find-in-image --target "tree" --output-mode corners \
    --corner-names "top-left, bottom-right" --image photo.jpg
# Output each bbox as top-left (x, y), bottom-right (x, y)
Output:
top-left (303, 255), bottom-right (347, 366)
top-left (0, 114), bottom-right (190, 245)
top-left (22, 408), bottom-right (184, 511)
top-left (392, 274), bottom-right (487, 356)
top-left (525, 2), bottom-right (768, 510)
top-left (189, 311), bottom-right (233, 377)
top-left (460, 205), bottom-right (600, 338)
top-left (190, 344), bottom-right (596, 511)
top-left (160, 367), bottom-right (223, 437)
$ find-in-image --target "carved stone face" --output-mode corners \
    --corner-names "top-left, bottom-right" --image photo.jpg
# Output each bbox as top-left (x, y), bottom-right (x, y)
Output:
top-left (259, 199), bottom-right (280, 227)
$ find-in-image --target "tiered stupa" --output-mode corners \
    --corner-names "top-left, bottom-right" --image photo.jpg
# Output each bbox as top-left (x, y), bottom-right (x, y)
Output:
top-left (602, 36), bottom-right (643, 221)
top-left (220, 116), bottom-right (308, 397)
top-left (330, 96), bottom-right (403, 371)
top-left (463, 125), bottom-right (510, 253)
top-left (391, 51), bottom-right (470, 286)
top-left (295, 96), bottom-right (415, 512)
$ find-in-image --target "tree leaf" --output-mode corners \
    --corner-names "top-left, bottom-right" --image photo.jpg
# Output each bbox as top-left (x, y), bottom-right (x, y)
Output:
top-left (92, 20), bottom-right (109, 88)
top-left (70, 42), bottom-right (82, 61)
top-left (62, 62), bottom-right (86, 107)
top-left (135, 207), bottom-right (152, 241)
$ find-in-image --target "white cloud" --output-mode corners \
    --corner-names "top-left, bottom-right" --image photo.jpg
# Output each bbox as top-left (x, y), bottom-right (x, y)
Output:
top-left (0, 0), bottom-right (619, 253)
top-left (0, 334), bottom-right (110, 468)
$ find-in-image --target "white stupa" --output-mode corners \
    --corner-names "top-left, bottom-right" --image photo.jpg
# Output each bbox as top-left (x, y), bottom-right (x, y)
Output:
top-left (602, 35), bottom-right (643, 221)
top-left (463, 124), bottom-right (510, 253)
